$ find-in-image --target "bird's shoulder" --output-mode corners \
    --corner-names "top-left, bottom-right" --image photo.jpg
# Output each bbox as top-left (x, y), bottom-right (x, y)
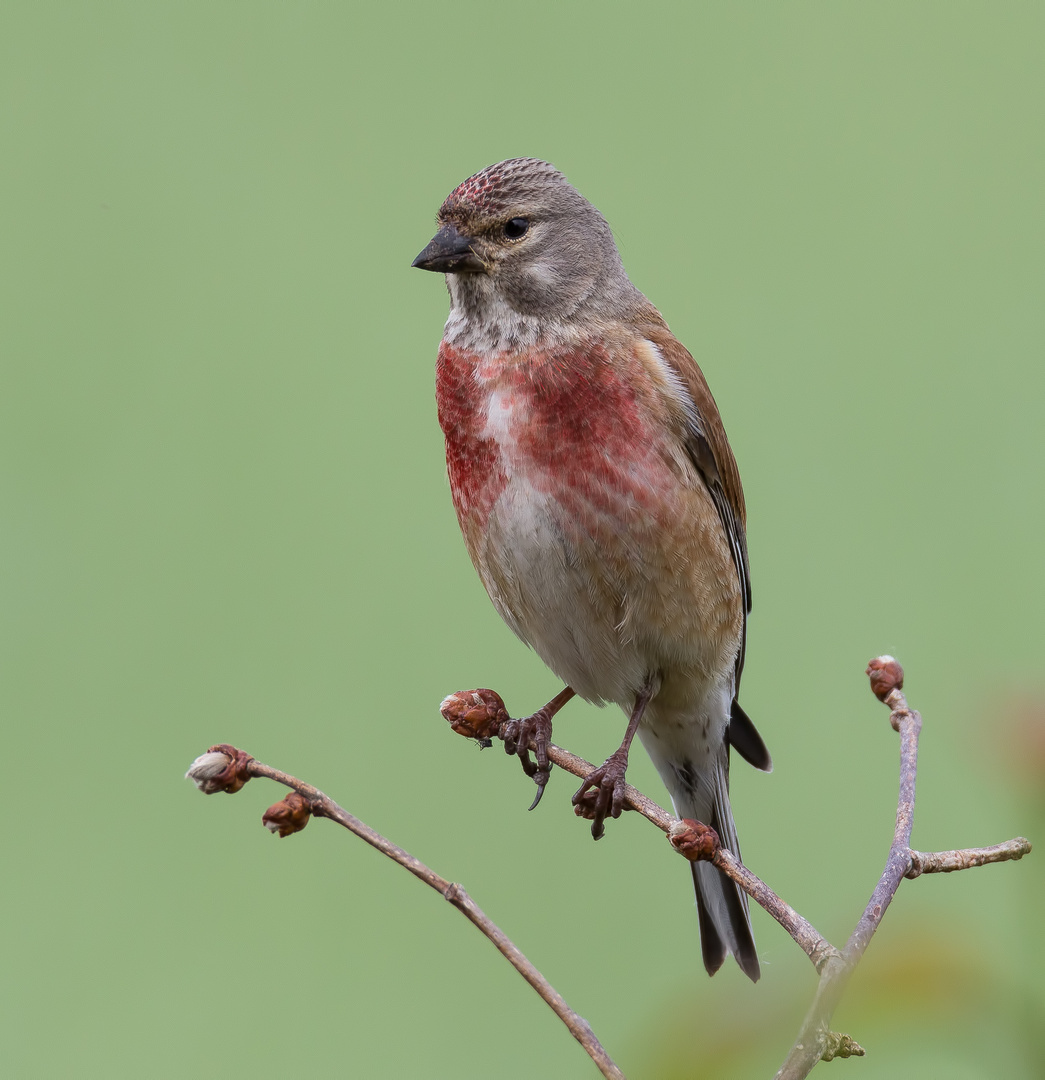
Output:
top-left (631, 317), bottom-right (747, 535)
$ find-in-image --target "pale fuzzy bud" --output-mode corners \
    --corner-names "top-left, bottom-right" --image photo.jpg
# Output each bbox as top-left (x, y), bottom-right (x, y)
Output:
top-left (185, 751), bottom-right (233, 794)
top-left (185, 744), bottom-right (253, 794)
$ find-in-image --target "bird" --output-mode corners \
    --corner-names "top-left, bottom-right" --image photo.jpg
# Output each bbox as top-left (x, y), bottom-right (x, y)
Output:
top-left (412, 158), bottom-right (771, 981)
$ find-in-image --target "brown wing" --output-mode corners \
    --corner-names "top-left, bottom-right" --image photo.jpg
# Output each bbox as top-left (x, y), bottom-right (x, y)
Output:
top-left (642, 323), bottom-right (771, 772)
top-left (644, 328), bottom-right (750, 615)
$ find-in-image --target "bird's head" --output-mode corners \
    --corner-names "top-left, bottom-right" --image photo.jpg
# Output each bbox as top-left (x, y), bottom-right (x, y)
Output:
top-left (413, 159), bottom-right (639, 334)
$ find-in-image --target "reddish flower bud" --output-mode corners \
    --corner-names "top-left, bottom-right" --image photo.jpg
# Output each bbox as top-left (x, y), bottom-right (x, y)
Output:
top-left (866, 656), bottom-right (904, 702)
top-left (439, 689), bottom-right (508, 740)
top-left (262, 792), bottom-right (312, 837)
top-left (669, 819), bottom-right (720, 861)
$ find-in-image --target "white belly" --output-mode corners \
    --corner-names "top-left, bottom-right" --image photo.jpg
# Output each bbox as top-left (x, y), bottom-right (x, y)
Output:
top-left (477, 476), bottom-right (650, 706)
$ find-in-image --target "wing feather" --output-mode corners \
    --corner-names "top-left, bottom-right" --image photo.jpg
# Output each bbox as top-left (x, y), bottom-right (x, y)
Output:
top-left (640, 321), bottom-right (771, 772)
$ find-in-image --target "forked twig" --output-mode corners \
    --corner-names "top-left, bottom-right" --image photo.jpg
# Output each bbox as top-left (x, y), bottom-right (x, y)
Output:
top-left (439, 658), bottom-right (1030, 1077)
top-left (769, 657), bottom-right (1030, 1079)
top-left (188, 657), bottom-right (1030, 1078)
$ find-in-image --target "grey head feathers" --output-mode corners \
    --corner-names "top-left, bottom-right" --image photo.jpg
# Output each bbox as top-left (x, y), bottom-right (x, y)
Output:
top-left (424, 158), bottom-right (650, 345)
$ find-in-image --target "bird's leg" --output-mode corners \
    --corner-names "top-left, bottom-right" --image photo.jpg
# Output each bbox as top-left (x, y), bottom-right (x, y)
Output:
top-left (501, 686), bottom-right (576, 810)
top-left (572, 682), bottom-right (655, 840)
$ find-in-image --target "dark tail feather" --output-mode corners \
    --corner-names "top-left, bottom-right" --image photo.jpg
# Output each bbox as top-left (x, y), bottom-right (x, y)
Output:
top-left (728, 700), bottom-right (772, 772)
top-left (692, 862), bottom-right (760, 981)
top-left (641, 728), bottom-right (762, 981)
top-left (691, 764), bottom-right (761, 982)
top-left (693, 865), bottom-right (726, 975)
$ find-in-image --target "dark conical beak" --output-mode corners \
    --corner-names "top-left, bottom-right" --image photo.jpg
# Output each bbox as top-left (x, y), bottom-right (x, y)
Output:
top-left (411, 223), bottom-right (486, 273)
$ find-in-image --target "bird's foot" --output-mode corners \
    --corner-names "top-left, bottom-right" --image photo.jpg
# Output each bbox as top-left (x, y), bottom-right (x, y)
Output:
top-left (502, 706), bottom-right (554, 810)
top-left (571, 749), bottom-right (630, 840)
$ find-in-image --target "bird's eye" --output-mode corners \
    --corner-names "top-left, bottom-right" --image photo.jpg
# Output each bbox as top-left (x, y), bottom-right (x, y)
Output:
top-left (503, 217), bottom-right (530, 240)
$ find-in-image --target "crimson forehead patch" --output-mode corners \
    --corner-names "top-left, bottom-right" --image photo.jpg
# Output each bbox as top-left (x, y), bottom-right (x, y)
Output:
top-left (440, 158), bottom-right (564, 217)
top-left (453, 168), bottom-right (504, 204)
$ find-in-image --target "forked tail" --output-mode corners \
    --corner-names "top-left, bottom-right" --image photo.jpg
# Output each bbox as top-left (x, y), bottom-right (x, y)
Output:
top-left (662, 750), bottom-right (760, 982)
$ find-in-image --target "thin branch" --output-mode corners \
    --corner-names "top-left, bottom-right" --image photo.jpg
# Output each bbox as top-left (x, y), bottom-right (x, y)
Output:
top-left (189, 655), bottom-right (1031, 1080)
top-left (907, 839), bottom-right (1031, 877)
top-left (844, 680), bottom-right (921, 962)
top-left (440, 658), bottom-right (1031, 1080)
top-left (713, 846), bottom-right (840, 972)
top-left (442, 691), bottom-right (839, 972)
top-left (771, 657), bottom-right (1030, 1079)
top-left (543, 741), bottom-right (838, 971)
top-left (185, 746), bottom-right (625, 1080)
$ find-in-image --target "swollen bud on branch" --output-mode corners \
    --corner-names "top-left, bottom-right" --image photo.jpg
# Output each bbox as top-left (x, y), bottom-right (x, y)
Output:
top-left (668, 819), bottom-right (720, 861)
top-left (866, 656), bottom-right (904, 703)
top-left (185, 752), bottom-right (231, 793)
top-left (440, 689), bottom-right (509, 741)
top-left (184, 744), bottom-right (254, 794)
top-left (821, 1032), bottom-right (865, 1060)
top-left (262, 792), bottom-right (312, 837)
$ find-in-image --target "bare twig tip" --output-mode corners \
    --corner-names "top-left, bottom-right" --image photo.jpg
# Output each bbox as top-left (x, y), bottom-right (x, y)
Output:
top-left (669, 819), bottom-right (720, 861)
top-left (440, 689), bottom-right (509, 740)
top-left (262, 792), bottom-right (312, 837)
top-left (866, 656), bottom-right (904, 702)
top-left (907, 837), bottom-right (1033, 877)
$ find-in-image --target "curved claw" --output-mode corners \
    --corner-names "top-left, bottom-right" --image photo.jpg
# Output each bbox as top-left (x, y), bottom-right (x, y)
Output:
top-left (502, 706), bottom-right (555, 806)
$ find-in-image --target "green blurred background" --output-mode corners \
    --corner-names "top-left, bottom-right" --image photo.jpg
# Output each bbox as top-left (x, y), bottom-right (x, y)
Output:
top-left (3, 3), bottom-right (1042, 1077)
